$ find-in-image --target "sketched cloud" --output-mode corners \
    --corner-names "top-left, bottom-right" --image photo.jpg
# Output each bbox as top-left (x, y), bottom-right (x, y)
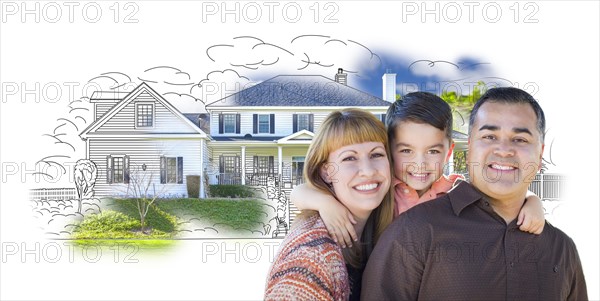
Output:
top-left (206, 35), bottom-right (382, 79)
top-left (163, 92), bottom-right (206, 113)
top-left (88, 72), bottom-right (137, 92)
top-left (138, 66), bottom-right (196, 86)
top-left (207, 36), bottom-right (290, 70)
top-left (191, 69), bottom-right (252, 106)
top-left (407, 59), bottom-right (491, 80)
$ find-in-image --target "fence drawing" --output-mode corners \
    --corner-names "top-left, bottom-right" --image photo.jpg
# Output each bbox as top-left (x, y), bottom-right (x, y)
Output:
top-left (527, 173), bottom-right (563, 201)
top-left (29, 188), bottom-right (77, 201)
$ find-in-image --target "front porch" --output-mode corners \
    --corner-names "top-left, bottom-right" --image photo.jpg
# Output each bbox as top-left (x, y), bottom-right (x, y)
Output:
top-left (208, 130), bottom-right (313, 187)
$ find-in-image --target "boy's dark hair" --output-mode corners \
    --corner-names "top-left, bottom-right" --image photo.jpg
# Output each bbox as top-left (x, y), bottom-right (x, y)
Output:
top-left (469, 87), bottom-right (546, 142)
top-left (385, 91), bottom-right (453, 145)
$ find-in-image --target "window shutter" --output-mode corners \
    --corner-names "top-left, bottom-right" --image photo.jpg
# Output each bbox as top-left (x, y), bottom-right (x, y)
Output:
top-left (381, 114), bottom-right (386, 124)
top-left (219, 156), bottom-right (224, 173)
top-left (160, 156), bottom-right (166, 184)
top-left (123, 155), bottom-right (130, 184)
top-left (235, 114), bottom-right (241, 134)
top-left (309, 114), bottom-right (314, 132)
top-left (270, 114), bottom-right (275, 134)
top-left (253, 156), bottom-right (258, 172)
top-left (293, 114), bottom-right (298, 132)
top-left (218, 114), bottom-right (224, 134)
top-left (177, 157), bottom-right (183, 184)
top-left (268, 156), bottom-right (274, 174)
top-left (253, 114), bottom-right (258, 134)
top-left (106, 155), bottom-right (113, 184)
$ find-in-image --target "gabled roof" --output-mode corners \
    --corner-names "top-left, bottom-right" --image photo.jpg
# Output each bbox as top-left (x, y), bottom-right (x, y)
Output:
top-left (206, 75), bottom-right (390, 107)
top-left (89, 91), bottom-right (129, 102)
top-left (277, 130), bottom-right (314, 145)
top-left (80, 83), bottom-right (207, 139)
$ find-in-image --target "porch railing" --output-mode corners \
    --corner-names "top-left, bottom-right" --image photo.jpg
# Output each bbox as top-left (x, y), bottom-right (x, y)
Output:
top-left (217, 172), bottom-right (304, 186)
top-left (216, 173), bottom-right (242, 185)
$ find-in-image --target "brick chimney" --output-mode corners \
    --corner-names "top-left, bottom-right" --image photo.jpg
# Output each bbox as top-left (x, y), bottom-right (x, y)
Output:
top-left (335, 68), bottom-right (347, 85)
top-left (382, 69), bottom-right (396, 103)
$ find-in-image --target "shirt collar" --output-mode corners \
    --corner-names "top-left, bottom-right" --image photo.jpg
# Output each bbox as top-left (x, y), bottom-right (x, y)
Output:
top-left (448, 179), bottom-right (485, 216)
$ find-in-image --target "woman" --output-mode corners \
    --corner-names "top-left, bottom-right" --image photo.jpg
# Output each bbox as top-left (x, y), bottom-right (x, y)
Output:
top-left (264, 108), bottom-right (394, 300)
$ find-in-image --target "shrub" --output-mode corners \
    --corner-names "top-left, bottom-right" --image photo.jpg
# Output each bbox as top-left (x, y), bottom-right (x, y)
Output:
top-left (208, 185), bottom-right (257, 198)
top-left (73, 210), bottom-right (141, 239)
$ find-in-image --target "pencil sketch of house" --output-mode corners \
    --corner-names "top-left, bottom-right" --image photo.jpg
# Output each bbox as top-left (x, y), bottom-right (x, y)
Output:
top-left (79, 82), bottom-right (210, 198)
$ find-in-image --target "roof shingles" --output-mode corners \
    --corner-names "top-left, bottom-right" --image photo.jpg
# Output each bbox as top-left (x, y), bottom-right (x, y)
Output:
top-left (207, 75), bottom-right (390, 107)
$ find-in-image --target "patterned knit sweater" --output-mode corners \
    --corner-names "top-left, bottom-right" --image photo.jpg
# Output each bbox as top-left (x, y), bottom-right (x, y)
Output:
top-left (264, 214), bottom-right (350, 300)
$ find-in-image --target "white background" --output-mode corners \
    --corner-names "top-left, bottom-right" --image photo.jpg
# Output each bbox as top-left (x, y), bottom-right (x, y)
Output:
top-left (1, 1), bottom-right (599, 300)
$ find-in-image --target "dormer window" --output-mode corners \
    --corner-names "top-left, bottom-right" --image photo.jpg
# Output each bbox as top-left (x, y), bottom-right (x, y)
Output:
top-left (136, 103), bottom-right (154, 128)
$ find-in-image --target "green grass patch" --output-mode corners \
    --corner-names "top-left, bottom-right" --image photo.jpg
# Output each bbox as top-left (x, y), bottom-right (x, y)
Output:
top-left (208, 185), bottom-right (258, 198)
top-left (72, 239), bottom-right (178, 250)
top-left (156, 198), bottom-right (270, 230)
top-left (73, 198), bottom-right (179, 240)
top-left (109, 199), bottom-right (178, 233)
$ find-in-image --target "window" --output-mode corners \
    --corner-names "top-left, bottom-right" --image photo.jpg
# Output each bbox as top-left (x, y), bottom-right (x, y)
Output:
top-left (254, 156), bottom-right (274, 174)
top-left (106, 155), bottom-right (129, 184)
top-left (220, 155), bottom-right (240, 174)
top-left (258, 115), bottom-right (270, 133)
top-left (375, 113), bottom-right (386, 124)
top-left (293, 114), bottom-right (313, 132)
top-left (223, 114), bottom-right (236, 133)
top-left (136, 103), bottom-right (154, 127)
top-left (160, 156), bottom-right (183, 184)
top-left (113, 157), bottom-right (124, 183)
top-left (166, 157), bottom-right (177, 183)
top-left (297, 114), bottom-right (309, 131)
top-left (253, 114), bottom-right (274, 134)
top-left (292, 156), bottom-right (305, 183)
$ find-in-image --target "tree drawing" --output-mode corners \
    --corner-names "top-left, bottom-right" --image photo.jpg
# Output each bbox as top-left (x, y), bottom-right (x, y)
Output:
top-left (123, 167), bottom-right (170, 234)
top-left (74, 159), bottom-right (98, 213)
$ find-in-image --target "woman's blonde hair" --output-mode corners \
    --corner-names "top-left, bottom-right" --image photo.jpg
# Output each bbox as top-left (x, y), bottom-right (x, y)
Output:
top-left (299, 108), bottom-right (394, 268)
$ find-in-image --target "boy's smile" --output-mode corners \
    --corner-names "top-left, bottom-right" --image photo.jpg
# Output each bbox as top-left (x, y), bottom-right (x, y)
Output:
top-left (392, 121), bottom-right (453, 196)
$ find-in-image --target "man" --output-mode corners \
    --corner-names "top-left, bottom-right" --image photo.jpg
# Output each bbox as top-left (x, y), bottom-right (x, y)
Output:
top-left (361, 87), bottom-right (587, 300)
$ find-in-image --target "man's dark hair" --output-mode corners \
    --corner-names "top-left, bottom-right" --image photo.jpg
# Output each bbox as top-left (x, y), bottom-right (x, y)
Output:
top-left (469, 87), bottom-right (546, 142)
top-left (385, 91), bottom-right (453, 145)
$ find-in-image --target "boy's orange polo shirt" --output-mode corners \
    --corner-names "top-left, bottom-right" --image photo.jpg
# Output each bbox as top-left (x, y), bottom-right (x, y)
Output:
top-left (393, 174), bottom-right (464, 217)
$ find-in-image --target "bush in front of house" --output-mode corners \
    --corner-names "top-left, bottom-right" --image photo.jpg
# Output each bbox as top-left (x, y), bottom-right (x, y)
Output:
top-left (208, 185), bottom-right (257, 198)
top-left (72, 206), bottom-right (177, 239)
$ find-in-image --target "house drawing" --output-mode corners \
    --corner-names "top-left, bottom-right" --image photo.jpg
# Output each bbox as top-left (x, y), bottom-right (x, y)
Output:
top-left (79, 83), bottom-right (210, 199)
top-left (78, 69), bottom-right (469, 202)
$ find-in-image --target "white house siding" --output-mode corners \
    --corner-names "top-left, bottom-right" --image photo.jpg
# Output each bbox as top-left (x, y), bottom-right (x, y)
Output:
top-left (97, 91), bottom-right (198, 133)
top-left (89, 138), bottom-right (204, 198)
top-left (210, 109), bottom-right (388, 138)
top-left (95, 103), bottom-right (116, 121)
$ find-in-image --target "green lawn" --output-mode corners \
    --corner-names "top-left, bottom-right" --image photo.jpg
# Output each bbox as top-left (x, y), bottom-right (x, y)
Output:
top-left (156, 198), bottom-right (270, 230)
top-left (72, 198), bottom-right (272, 246)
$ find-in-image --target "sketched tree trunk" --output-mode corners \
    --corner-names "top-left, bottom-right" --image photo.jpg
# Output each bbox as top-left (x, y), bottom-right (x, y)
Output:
top-left (74, 159), bottom-right (98, 213)
top-left (124, 167), bottom-right (169, 233)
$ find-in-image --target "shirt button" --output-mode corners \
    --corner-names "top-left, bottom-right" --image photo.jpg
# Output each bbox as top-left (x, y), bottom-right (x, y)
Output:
top-left (484, 201), bottom-right (490, 206)
top-left (553, 265), bottom-right (559, 273)
top-left (510, 262), bottom-right (514, 268)
top-left (403, 189), bottom-right (409, 194)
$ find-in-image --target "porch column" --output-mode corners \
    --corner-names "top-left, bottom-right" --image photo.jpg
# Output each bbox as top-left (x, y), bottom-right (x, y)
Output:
top-left (447, 151), bottom-right (454, 175)
top-left (278, 146), bottom-right (283, 176)
top-left (241, 146), bottom-right (246, 185)
top-left (200, 139), bottom-right (205, 198)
